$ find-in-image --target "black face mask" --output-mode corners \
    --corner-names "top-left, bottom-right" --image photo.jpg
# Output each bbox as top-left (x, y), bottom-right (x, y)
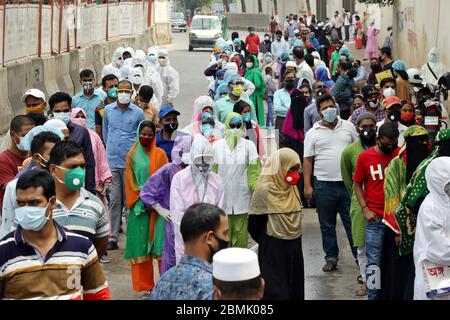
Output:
top-left (370, 64), bottom-right (380, 71)
top-left (164, 122), bottom-right (178, 133)
top-left (208, 233), bottom-right (229, 261)
top-left (359, 128), bottom-right (377, 148)
top-left (285, 80), bottom-right (296, 89)
top-left (387, 110), bottom-right (401, 122)
top-left (378, 143), bottom-right (396, 155)
top-left (27, 112), bottom-right (48, 126)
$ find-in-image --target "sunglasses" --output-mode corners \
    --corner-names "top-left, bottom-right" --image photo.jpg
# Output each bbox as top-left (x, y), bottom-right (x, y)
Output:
top-left (229, 122), bottom-right (242, 129)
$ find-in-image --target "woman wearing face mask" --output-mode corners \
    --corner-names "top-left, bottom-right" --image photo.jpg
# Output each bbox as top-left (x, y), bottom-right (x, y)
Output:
top-left (367, 57), bottom-right (382, 85)
top-left (261, 52), bottom-right (276, 77)
top-left (392, 60), bottom-right (411, 101)
top-left (171, 134), bottom-right (225, 263)
top-left (245, 55), bottom-right (267, 127)
top-left (124, 120), bottom-right (169, 299)
top-left (181, 96), bottom-right (225, 137)
top-left (249, 148), bottom-right (304, 300)
top-left (382, 126), bottom-right (430, 300)
top-left (274, 70), bottom-right (297, 149)
top-left (212, 113), bottom-right (261, 248)
top-left (400, 100), bottom-right (417, 127)
top-left (70, 108), bottom-right (112, 206)
top-left (259, 34), bottom-right (272, 55)
top-left (315, 66), bottom-right (335, 91)
top-left (140, 135), bottom-right (193, 275)
top-left (233, 100), bottom-right (266, 161)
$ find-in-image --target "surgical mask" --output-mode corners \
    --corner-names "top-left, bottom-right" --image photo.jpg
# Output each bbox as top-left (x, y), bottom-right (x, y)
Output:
top-left (82, 81), bottom-right (95, 93)
top-left (164, 122), bottom-right (178, 133)
top-left (246, 62), bottom-right (254, 69)
top-left (54, 165), bottom-right (86, 191)
top-left (383, 87), bottom-right (396, 98)
top-left (15, 135), bottom-right (26, 151)
top-left (368, 100), bottom-right (378, 109)
top-left (250, 31), bottom-right (254, 35)
top-left (264, 57), bottom-right (273, 64)
top-left (359, 128), bottom-right (377, 147)
top-left (232, 85), bottom-right (244, 97)
top-left (264, 36), bottom-right (270, 41)
top-left (53, 112), bottom-right (71, 125)
top-left (107, 87), bottom-right (118, 99)
top-left (387, 110), bottom-right (401, 122)
top-left (72, 117), bottom-right (86, 127)
top-left (36, 153), bottom-right (49, 168)
top-left (321, 107), bottom-right (338, 124)
top-left (201, 124), bottom-right (213, 138)
top-left (285, 171), bottom-right (301, 185)
top-left (148, 55), bottom-right (158, 64)
top-left (118, 92), bottom-right (131, 104)
top-left (242, 112), bottom-right (251, 123)
top-left (181, 152), bottom-right (191, 165)
top-left (15, 205), bottom-right (50, 231)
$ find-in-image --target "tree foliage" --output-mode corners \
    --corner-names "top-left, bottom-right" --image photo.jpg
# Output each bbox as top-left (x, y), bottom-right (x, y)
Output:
top-left (357, 0), bottom-right (394, 7)
top-left (184, 0), bottom-right (213, 13)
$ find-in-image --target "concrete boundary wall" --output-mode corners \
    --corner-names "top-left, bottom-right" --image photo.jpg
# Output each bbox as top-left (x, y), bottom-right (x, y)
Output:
top-left (0, 23), bottom-right (171, 136)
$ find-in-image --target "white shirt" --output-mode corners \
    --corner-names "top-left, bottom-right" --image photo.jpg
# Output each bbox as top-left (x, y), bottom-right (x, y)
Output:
top-left (376, 119), bottom-right (408, 146)
top-left (0, 179), bottom-right (18, 238)
top-left (304, 118), bottom-right (358, 181)
top-left (271, 39), bottom-right (290, 59)
top-left (213, 138), bottom-right (259, 215)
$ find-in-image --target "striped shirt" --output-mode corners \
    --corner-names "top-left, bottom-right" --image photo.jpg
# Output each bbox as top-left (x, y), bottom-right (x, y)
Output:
top-left (0, 223), bottom-right (110, 300)
top-left (52, 188), bottom-right (109, 241)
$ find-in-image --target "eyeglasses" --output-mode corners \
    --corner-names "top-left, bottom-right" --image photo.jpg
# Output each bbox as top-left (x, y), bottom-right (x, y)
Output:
top-left (229, 122), bottom-right (242, 129)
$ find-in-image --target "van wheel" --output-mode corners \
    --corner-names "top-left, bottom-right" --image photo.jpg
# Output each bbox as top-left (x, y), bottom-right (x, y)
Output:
top-left (189, 46), bottom-right (193, 51)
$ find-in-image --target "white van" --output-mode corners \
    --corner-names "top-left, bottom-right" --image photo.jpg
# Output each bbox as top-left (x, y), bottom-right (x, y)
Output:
top-left (189, 15), bottom-right (222, 51)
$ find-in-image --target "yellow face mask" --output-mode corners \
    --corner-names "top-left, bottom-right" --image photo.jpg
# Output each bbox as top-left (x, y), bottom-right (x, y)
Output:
top-left (26, 103), bottom-right (45, 114)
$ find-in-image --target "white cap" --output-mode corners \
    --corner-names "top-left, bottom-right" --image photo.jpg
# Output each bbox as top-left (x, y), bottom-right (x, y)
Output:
top-left (286, 61), bottom-right (297, 69)
top-left (22, 88), bottom-right (46, 102)
top-left (213, 248), bottom-right (260, 282)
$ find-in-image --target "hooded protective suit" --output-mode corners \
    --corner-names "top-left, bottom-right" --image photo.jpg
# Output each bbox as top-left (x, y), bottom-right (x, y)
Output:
top-left (421, 48), bottom-right (447, 86)
top-left (413, 157), bottom-right (450, 300)
top-left (147, 46), bottom-right (160, 68)
top-left (140, 135), bottom-right (193, 274)
top-left (101, 47), bottom-right (124, 79)
top-left (181, 96), bottom-right (225, 138)
top-left (132, 50), bottom-right (163, 107)
top-left (156, 49), bottom-right (180, 106)
top-left (119, 58), bottom-right (133, 81)
top-left (170, 134), bottom-right (225, 263)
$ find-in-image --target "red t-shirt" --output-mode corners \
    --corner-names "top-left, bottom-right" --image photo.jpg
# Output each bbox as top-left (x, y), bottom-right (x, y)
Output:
top-left (353, 147), bottom-right (399, 217)
top-left (245, 34), bottom-right (261, 55)
top-left (0, 149), bottom-right (24, 210)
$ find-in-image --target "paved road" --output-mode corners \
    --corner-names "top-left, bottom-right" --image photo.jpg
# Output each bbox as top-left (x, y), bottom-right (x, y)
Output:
top-left (102, 31), bottom-right (365, 300)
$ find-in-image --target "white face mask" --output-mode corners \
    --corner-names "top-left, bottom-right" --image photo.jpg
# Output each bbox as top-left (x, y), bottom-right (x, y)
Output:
top-left (181, 152), bottom-right (191, 165)
top-left (246, 62), bottom-right (254, 68)
top-left (368, 101), bottom-right (378, 109)
top-left (118, 92), bottom-right (131, 104)
top-left (383, 87), bottom-right (396, 98)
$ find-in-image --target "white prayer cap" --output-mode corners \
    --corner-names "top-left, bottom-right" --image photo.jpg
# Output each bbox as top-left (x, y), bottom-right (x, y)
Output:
top-left (213, 248), bottom-right (260, 282)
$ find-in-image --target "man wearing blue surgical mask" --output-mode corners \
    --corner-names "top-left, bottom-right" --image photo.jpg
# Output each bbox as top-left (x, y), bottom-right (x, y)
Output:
top-left (0, 169), bottom-right (111, 300)
top-left (303, 93), bottom-right (359, 273)
top-left (72, 69), bottom-right (103, 131)
top-left (48, 92), bottom-right (96, 195)
top-left (0, 115), bottom-right (35, 216)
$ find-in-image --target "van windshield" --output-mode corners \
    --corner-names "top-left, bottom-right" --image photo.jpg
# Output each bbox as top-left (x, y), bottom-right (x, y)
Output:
top-left (192, 18), bottom-right (220, 30)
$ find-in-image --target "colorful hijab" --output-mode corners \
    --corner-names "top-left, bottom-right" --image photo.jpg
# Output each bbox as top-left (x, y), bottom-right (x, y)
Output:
top-left (396, 128), bottom-right (450, 255)
top-left (249, 148), bottom-right (303, 240)
top-left (224, 112), bottom-right (244, 151)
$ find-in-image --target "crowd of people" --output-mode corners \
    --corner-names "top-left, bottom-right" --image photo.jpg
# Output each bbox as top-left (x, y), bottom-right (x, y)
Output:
top-left (0, 10), bottom-right (449, 301)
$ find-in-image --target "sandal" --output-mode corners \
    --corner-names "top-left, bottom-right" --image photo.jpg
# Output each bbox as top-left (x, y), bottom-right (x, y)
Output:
top-left (322, 261), bottom-right (338, 272)
top-left (355, 283), bottom-right (368, 296)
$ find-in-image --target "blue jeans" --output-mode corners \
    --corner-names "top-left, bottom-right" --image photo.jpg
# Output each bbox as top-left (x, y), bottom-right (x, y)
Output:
top-left (365, 218), bottom-right (385, 300)
top-left (313, 178), bottom-right (357, 264)
top-left (266, 96), bottom-right (274, 127)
